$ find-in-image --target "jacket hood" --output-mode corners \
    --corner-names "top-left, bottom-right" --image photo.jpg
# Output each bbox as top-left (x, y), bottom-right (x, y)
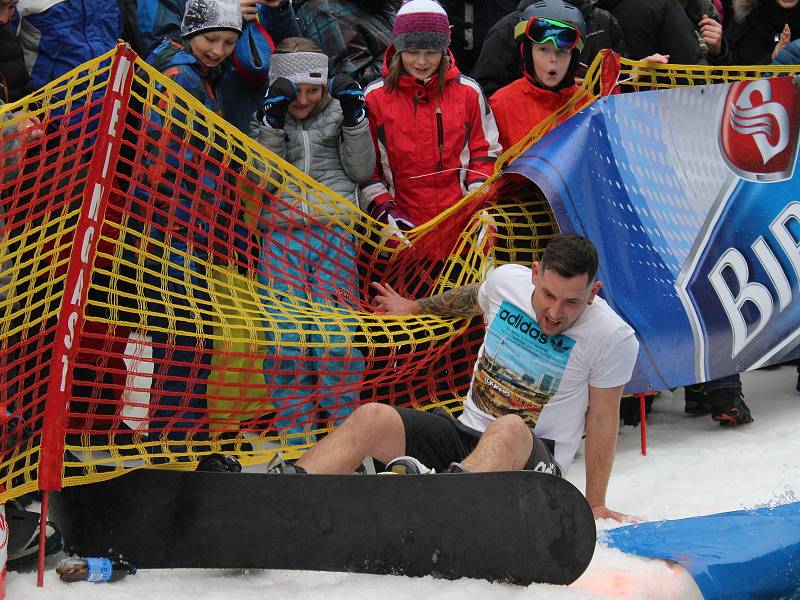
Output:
top-left (150, 39), bottom-right (198, 69)
top-left (732, 0), bottom-right (800, 21)
top-left (380, 45), bottom-right (461, 89)
top-left (732, 0), bottom-right (756, 20)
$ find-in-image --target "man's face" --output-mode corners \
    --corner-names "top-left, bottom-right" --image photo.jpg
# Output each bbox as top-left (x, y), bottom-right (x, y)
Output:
top-left (531, 262), bottom-right (601, 336)
top-left (0, 0), bottom-right (18, 26)
top-left (777, 0), bottom-right (799, 9)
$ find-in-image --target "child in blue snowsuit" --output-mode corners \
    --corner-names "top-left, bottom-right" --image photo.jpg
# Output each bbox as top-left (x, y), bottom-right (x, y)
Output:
top-left (252, 37), bottom-right (375, 445)
top-left (139, 0), bottom-right (255, 444)
top-left (133, 0), bottom-right (299, 132)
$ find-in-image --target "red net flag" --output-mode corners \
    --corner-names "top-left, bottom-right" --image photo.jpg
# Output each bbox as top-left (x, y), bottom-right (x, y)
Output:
top-left (39, 46), bottom-right (137, 490)
top-left (0, 499), bottom-right (6, 598)
top-left (0, 46), bottom-right (131, 499)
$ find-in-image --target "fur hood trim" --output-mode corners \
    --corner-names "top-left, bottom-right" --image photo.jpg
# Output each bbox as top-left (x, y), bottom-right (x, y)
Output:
top-left (732, 0), bottom-right (756, 21)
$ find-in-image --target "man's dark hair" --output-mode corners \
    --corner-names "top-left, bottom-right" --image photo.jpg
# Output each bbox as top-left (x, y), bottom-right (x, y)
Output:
top-left (539, 233), bottom-right (598, 282)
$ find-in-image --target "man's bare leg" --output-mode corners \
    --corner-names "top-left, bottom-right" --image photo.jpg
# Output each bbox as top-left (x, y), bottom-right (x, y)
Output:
top-left (460, 415), bottom-right (533, 472)
top-left (296, 403), bottom-right (405, 474)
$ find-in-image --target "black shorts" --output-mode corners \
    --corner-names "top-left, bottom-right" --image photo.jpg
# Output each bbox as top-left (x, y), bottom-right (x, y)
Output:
top-left (396, 407), bottom-right (562, 476)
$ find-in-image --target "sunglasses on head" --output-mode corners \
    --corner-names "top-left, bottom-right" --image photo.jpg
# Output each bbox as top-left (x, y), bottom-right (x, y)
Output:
top-left (514, 16), bottom-right (584, 51)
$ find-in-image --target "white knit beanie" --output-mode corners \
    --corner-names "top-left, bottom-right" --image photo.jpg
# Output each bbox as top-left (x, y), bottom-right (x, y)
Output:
top-left (182, 0), bottom-right (243, 38)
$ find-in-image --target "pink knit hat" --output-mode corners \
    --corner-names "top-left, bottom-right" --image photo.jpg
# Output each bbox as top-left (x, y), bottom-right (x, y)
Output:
top-left (392, 0), bottom-right (451, 53)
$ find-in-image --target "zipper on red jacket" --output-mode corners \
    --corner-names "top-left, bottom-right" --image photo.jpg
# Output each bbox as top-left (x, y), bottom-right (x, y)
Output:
top-left (436, 107), bottom-right (444, 172)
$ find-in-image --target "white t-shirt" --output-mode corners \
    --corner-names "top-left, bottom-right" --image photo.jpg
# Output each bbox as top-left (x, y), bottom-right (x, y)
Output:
top-left (459, 264), bottom-right (639, 473)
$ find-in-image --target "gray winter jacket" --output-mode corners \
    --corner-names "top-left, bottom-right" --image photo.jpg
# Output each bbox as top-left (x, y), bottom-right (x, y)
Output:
top-left (252, 97), bottom-right (375, 229)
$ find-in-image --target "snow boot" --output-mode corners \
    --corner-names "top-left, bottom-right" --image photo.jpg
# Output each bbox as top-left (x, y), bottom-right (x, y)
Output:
top-left (619, 395), bottom-right (641, 425)
top-left (684, 384), bottom-right (711, 415)
top-left (444, 462), bottom-right (469, 473)
top-left (708, 390), bottom-right (753, 426)
top-left (6, 501), bottom-right (63, 571)
top-left (381, 456), bottom-right (435, 475)
top-left (196, 453), bottom-right (242, 473)
top-left (265, 453), bottom-right (307, 474)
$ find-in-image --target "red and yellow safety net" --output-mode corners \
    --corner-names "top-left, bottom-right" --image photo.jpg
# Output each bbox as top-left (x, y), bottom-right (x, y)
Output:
top-left (0, 44), bottom-right (794, 501)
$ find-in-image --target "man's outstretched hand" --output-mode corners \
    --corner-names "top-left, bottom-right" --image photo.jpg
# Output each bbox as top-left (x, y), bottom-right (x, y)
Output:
top-left (370, 282), bottom-right (419, 316)
top-left (591, 504), bottom-right (642, 523)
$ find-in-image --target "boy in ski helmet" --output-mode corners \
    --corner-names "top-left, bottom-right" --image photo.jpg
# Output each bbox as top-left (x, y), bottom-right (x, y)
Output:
top-left (489, 0), bottom-right (590, 150)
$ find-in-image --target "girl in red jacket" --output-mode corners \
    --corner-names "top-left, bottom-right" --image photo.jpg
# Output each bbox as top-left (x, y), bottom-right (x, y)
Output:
top-left (359, 0), bottom-right (501, 233)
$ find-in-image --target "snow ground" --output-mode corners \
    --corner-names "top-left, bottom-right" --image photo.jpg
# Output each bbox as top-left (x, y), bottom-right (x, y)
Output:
top-left (9, 365), bottom-right (800, 599)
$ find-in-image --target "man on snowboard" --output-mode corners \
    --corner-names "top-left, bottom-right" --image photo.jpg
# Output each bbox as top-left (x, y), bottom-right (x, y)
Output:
top-left (276, 233), bottom-right (639, 522)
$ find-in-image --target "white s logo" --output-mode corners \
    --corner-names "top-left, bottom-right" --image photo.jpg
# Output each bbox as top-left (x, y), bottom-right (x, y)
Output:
top-left (730, 79), bottom-right (790, 165)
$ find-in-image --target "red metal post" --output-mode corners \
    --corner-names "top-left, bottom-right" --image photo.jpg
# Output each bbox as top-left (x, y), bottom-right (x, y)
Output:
top-left (36, 43), bottom-right (136, 586)
top-left (35, 492), bottom-right (49, 587)
top-left (639, 393), bottom-right (647, 456)
top-left (0, 489), bottom-right (6, 599)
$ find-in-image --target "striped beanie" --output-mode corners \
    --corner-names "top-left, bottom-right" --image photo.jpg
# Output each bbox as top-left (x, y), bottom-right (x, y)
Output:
top-left (182, 0), bottom-right (243, 39)
top-left (392, 0), bottom-right (451, 53)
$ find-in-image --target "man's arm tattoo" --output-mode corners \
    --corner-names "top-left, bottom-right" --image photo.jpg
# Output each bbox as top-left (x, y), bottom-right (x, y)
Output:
top-left (417, 283), bottom-right (482, 318)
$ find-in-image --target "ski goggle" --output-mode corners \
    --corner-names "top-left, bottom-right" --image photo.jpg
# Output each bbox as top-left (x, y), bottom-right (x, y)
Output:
top-left (514, 16), bottom-right (584, 51)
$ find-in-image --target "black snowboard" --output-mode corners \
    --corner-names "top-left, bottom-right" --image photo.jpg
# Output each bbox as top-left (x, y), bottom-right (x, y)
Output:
top-left (49, 468), bottom-right (596, 586)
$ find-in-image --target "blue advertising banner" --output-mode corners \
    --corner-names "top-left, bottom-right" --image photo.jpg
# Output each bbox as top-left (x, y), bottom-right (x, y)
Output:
top-left (507, 77), bottom-right (800, 392)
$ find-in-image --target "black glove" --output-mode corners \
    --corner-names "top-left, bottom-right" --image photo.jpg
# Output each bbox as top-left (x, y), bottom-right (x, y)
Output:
top-left (259, 77), bottom-right (297, 129)
top-left (329, 74), bottom-right (366, 127)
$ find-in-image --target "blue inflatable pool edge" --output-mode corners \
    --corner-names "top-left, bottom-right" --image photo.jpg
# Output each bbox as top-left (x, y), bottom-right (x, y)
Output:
top-left (602, 502), bottom-right (800, 599)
